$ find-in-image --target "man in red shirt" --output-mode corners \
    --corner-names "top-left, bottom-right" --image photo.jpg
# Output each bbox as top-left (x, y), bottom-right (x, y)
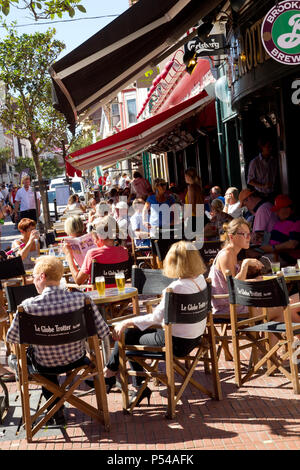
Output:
top-left (63, 215), bottom-right (128, 285)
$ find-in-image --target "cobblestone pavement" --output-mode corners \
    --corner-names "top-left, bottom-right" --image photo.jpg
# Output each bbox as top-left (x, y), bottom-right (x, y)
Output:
top-left (1, 219), bottom-right (300, 451)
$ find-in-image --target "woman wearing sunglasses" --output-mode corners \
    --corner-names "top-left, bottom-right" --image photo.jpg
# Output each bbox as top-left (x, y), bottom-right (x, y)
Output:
top-left (209, 217), bottom-right (263, 316)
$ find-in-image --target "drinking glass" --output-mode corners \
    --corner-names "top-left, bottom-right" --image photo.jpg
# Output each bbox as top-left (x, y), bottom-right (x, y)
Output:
top-left (297, 259), bottom-right (300, 271)
top-left (270, 262), bottom-right (280, 275)
top-left (115, 272), bottom-right (125, 293)
top-left (95, 276), bottom-right (105, 297)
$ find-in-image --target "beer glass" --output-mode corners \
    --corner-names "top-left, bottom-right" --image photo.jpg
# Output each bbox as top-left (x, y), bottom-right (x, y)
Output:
top-left (115, 272), bottom-right (125, 293)
top-left (95, 276), bottom-right (105, 297)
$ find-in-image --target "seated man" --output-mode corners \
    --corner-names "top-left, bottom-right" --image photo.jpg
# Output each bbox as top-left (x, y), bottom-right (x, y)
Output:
top-left (6, 256), bottom-right (109, 425)
top-left (223, 187), bottom-right (243, 218)
top-left (258, 195), bottom-right (300, 266)
top-left (239, 189), bottom-right (278, 246)
top-left (63, 215), bottom-right (129, 285)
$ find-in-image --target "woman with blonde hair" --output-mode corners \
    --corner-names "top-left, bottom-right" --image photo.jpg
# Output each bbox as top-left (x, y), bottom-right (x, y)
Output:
top-left (209, 217), bottom-right (264, 315)
top-left (103, 241), bottom-right (208, 403)
top-left (64, 215), bottom-right (85, 238)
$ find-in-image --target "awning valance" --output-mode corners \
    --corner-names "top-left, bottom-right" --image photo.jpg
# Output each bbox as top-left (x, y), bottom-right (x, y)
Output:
top-left (50, 0), bottom-right (222, 132)
top-left (67, 91), bottom-right (214, 171)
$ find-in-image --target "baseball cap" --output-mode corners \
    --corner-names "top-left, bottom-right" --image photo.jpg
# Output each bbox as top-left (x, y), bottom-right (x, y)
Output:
top-left (239, 189), bottom-right (254, 206)
top-left (271, 194), bottom-right (293, 212)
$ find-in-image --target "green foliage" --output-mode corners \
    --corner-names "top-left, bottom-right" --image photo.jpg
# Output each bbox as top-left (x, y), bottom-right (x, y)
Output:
top-left (0, 145), bottom-right (11, 162)
top-left (14, 155), bottom-right (62, 179)
top-left (0, 1), bottom-right (86, 20)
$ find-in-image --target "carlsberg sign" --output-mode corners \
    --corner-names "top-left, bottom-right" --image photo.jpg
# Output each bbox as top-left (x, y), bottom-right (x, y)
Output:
top-left (261, 1), bottom-right (300, 65)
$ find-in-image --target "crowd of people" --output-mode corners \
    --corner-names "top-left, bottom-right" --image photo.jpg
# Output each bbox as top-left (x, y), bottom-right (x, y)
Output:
top-left (1, 148), bottom-right (300, 426)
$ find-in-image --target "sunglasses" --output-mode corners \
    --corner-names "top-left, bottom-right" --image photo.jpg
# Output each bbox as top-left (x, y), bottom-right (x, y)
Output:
top-left (236, 232), bottom-right (251, 239)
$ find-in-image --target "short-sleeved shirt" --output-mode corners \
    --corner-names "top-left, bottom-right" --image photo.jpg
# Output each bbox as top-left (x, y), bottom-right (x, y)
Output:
top-left (15, 187), bottom-right (40, 211)
top-left (130, 212), bottom-right (150, 247)
top-left (227, 201), bottom-right (242, 218)
top-left (81, 245), bottom-right (129, 278)
top-left (146, 194), bottom-right (175, 228)
top-left (269, 215), bottom-right (300, 261)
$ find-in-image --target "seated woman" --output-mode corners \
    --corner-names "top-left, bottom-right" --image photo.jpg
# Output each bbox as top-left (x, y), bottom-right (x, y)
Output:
top-left (87, 197), bottom-right (98, 225)
top-left (64, 215), bottom-right (85, 238)
top-left (64, 194), bottom-right (85, 214)
top-left (103, 240), bottom-right (208, 404)
top-left (62, 215), bottom-right (128, 285)
top-left (209, 217), bottom-right (300, 346)
top-left (11, 218), bottom-right (40, 270)
top-left (204, 198), bottom-right (233, 240)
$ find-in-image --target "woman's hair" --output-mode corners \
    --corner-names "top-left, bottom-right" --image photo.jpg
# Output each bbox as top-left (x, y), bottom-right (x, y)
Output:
top-left (184, 167), bottom-right (202, 189)
top-left (163, 241), bottom-right (206, 279)
top-left (64, 215), bottom-right (84, 236)
top-left (34, 256), bottom-right (64, 282)
top-left (67, 194), bottom-right (77, 205)
top-left (18, 218), bottom-right (36, 232)
top-left (211, 198), bottom-right (224, 213)
top-left (222, 217), bottom-right (251, 245)
top-left (152, 178), bottom-right (167, 192)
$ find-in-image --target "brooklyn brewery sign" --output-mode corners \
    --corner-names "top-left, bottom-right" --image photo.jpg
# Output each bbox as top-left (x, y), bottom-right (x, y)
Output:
top-left (261, 0), bottom-right (300, 65)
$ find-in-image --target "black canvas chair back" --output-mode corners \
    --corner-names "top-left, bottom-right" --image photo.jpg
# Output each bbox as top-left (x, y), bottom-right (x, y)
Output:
top-left (199, 240), bottom-right (222, 266)
top-left (18, 303), bottom-right (97, 345)
top-left (226, 274), bottom-right (290, 308)
top-left (45, 231), bottom-right (56, 247)
top-left (5, 284), bottom-right (38, 313)
top-left (164, 285), bottom-right (211, 325)
top-left (0, 256), bottom-right (25, 281)
top-left (131, 266), bottom-right (173, 295)
top-left (0, 256), bottom-right (26, 289)
top-left (91, 258), bottom-right (132, 285)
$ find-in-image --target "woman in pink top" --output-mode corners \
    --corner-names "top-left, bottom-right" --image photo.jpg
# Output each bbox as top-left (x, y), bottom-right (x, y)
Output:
top-left (63, 215), bottom-right (128, 285)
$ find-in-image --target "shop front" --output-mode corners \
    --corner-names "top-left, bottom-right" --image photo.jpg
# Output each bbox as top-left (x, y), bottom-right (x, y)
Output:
top-left (223, 0), bottom-right (300, 199)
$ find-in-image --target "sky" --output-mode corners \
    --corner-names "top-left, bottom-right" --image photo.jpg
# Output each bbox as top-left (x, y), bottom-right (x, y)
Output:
top-left (0, 0), bottom-right (129, 58)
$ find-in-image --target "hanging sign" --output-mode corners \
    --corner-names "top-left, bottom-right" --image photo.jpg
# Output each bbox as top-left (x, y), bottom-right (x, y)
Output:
top-left (261, 0), bottom-right (300, 65)
top-left (184, 34), bottom-right (226, 57)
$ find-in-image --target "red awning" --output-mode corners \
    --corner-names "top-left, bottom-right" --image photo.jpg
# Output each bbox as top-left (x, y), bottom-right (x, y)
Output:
top-left (67, 91), bottom-right (214, 171)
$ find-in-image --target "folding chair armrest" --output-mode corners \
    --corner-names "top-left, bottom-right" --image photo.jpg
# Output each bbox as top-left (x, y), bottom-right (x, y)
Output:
top-left (142, 298), bottom-right (161, 307)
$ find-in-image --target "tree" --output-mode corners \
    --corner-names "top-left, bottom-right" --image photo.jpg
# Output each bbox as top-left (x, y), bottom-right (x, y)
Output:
top-left (0, 25), bottom-right (70, 230)
top-left (0, 0), bottom-right (86, 20)
top-left (0, 145), bottom-right (11, 181)
top-left (14, 155), bottom-right (62, 179)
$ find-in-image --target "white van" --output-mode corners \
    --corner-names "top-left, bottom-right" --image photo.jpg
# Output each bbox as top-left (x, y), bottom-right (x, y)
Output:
top-left (49, 176), bottom-right (86, 201)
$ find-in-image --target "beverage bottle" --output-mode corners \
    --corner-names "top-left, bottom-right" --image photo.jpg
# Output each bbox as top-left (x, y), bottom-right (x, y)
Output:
top-left (48, 244), bottom-right (55, 256)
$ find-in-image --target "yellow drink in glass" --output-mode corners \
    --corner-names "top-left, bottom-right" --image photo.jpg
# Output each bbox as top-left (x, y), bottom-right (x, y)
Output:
top-left (95, 276), bottom-right (105, 297)
top-left (115, 272), bottom-right (125, 293)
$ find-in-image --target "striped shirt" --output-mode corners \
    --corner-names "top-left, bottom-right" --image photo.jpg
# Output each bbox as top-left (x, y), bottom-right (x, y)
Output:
top-left (6, 286), bottom-right (110, 367)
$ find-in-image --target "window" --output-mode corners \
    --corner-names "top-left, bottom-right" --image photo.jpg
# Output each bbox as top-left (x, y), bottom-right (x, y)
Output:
top-left (111, 103), bottom-right (120, 128)
top-left (124, 92), bottom-right (137, 125)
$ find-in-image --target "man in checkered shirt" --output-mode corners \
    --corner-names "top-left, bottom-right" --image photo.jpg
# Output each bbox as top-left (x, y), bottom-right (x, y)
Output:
top-left (6, 255), bottom-right (110, 425)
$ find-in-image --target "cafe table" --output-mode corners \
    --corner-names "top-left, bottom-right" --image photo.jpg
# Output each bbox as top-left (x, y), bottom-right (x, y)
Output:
top-left (67, 285), bottom-right (140, 363)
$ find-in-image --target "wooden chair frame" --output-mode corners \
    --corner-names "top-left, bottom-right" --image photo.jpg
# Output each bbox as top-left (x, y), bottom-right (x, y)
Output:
top-left (118, 284), bottom-right (222, 419)
top-left (14, 300), bottom-right (110, 442)
top-left (226, 270), bottom-right (300, 393)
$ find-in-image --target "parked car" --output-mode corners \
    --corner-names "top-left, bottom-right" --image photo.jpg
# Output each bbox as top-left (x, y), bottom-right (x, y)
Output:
top-left (49, 176), bottom-right (86, 201)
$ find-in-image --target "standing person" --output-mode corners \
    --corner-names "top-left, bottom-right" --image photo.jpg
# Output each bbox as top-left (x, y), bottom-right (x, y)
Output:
top-left (6, 255), bottom-right (109, 426)
top-left (13, 175), bottom-right (40, 223)
top-left (98, 170), bottom-right (108, 193)
top-left (247, 136), bottom-right (278, 198)
top-left (118, 173), bottom-right (128, 190)
top-left (184, 168), bottom-right (204, 234)
top-left (1, 183), bottom-right (9, 203)
top-left (130, 171), bottom-right (152, 200)
top-left (0, 193), bottom-right (8, 248)
top-left (223, 187), bottom-right (242, 218)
